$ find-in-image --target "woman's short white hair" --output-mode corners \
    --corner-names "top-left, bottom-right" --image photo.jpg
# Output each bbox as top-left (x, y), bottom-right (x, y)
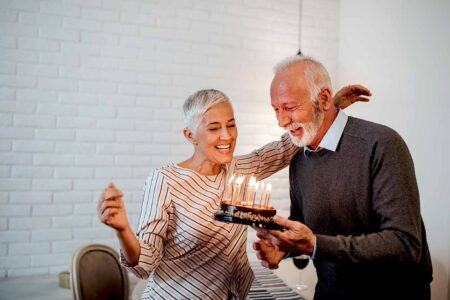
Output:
top-left (183, 89), bottom-right (231, 131)
top-left (273, 55), bottom-right (332, 105)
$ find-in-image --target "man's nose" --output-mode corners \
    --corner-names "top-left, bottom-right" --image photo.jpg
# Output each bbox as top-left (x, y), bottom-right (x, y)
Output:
top-left (277, 111), bottom-right (291, 128)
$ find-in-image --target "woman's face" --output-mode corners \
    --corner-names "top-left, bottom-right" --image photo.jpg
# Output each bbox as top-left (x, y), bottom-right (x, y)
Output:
top-left (192, 102), bottom-right (238, 165)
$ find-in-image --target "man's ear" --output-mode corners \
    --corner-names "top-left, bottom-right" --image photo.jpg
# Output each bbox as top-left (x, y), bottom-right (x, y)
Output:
top-left (319, 88), bottom-right (333, 111)
top-left (183, 128), bottom-right (197, 145)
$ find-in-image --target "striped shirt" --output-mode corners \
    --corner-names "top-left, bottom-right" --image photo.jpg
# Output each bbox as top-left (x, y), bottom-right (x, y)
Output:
top-left (122, 134), bottom-right (298, 300)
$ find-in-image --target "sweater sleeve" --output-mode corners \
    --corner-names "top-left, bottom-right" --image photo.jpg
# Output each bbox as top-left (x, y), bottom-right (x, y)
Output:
top-left (120, 169), bottom-right (172, 279)
top-left (232, 133), bottom-right (298, 180)
top-left (316, 130), bottom-right (424, 264)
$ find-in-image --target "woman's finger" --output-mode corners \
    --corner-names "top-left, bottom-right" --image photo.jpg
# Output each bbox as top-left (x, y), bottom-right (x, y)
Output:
top-left (99, 198), bottom-right (121, 215)
top-left (102, 207), bottom-right (120, 219)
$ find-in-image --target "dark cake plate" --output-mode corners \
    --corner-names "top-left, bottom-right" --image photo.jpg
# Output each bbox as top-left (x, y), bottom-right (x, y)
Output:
top-left (214, 211), bottom-right (286, 231)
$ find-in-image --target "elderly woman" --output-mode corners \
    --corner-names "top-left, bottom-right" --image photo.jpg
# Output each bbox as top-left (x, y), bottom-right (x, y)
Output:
top-left (97, 86), bottom-right (369, 299)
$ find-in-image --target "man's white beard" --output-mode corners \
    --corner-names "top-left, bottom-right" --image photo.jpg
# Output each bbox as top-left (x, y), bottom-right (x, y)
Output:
top-left (285, 108), bottom-right (324, 147)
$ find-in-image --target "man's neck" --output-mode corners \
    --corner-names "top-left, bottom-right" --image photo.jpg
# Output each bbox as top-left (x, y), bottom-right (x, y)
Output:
top-left (308, 109), bottom-right (339, 150)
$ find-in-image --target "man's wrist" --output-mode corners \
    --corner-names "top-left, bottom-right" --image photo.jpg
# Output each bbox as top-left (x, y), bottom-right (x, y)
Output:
top-left (310, 235), bottom-right (317, 260)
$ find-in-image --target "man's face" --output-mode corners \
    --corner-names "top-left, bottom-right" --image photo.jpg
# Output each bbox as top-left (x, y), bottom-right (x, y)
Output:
top-left (270, 66), bottom-right (324, 148)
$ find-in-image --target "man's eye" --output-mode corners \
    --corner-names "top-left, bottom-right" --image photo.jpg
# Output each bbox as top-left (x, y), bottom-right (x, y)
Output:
top-left (286, 106), bottom-right (297, 111)
top-left (227, 124), bottom-right (236, 128)
top-left (208, 128), bottom-right (219, 131)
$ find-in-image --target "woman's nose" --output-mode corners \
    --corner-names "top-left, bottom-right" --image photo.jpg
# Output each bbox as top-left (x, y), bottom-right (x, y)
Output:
top-left (220, 128), bottom-right (231, 139)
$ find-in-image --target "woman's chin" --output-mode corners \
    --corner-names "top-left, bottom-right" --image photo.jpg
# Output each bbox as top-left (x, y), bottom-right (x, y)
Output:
top-left (215, 153), bottom-right (233, 164)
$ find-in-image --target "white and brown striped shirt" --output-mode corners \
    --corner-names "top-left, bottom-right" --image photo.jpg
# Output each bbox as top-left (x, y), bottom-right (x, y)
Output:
top-left (123, 134), bottom-right (297, 299)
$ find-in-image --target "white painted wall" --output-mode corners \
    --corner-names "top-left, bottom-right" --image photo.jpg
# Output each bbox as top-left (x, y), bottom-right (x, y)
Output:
top-left (0, 0), bottom-right (301, 278)
top-left (337, 1), bottom-right (450, 299)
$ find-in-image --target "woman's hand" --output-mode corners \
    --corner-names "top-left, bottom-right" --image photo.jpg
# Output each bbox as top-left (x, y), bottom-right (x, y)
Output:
top-left (253, 236), bottom-right (287, 270)
top-left (334, 84), bottom-right (371, 109)
top-left (97, 182), bottom-right (129, 232)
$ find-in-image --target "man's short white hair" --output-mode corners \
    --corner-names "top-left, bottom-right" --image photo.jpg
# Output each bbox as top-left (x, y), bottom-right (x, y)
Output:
top-left (183, 89), bottom-right (231, 131)
top-left (273, 55), bottom-right (332, 104)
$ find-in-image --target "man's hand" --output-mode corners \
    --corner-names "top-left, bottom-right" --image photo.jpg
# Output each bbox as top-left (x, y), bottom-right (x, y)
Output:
top-left (334, 84), bottom-right (371, 109)
top-left (263, 216), bottom-right (316, 257)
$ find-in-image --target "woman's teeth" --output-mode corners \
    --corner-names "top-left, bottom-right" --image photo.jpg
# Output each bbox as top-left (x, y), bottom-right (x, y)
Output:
top-left (216, 144), bottom-right (231, 150)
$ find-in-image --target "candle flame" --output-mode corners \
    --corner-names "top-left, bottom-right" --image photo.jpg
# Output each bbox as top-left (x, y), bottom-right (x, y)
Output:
top-left (248, 176), bottom-right (256, 187)
top-left (266, 183), bottom-right (272, 192)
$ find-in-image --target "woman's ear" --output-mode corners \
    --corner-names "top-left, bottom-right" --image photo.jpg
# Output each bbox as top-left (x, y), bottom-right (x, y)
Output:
top-left (319, 88), bottom-right (333, 111)
top-left (183, 128), bottom-right (197, 145)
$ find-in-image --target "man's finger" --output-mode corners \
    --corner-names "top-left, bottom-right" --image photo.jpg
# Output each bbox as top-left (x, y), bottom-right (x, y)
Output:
top-left (356, 97), bottom-right (370, 102)
top-left (272, 215), bottom-right (295, 229)
top-left (350, 85), bottom-right (372, 96)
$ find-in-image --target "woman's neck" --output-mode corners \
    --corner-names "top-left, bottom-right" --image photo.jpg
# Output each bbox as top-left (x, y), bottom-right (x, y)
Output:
top-left (178, 157), bottom-right (222, 176)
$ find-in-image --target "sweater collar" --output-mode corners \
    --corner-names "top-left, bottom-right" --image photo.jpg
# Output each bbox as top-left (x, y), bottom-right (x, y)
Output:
top-left (304, 110), bottom-right (348, 156)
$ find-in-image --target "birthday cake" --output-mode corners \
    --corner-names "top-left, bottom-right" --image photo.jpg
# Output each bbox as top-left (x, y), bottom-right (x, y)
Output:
top-left (213, 175), bottom-right (284, 230)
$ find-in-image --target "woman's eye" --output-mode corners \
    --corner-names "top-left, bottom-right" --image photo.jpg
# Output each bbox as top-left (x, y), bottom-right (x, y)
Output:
top-left (286, 106), bottom-right (296, 111)
top-left (227, 124), bottom-right (236, 128)
top-left (208, 128), bottom-right (219, 131)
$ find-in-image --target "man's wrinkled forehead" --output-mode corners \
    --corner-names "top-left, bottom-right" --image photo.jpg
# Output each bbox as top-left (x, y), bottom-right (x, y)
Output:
top-left (271, 70), bottom-right (310, 102)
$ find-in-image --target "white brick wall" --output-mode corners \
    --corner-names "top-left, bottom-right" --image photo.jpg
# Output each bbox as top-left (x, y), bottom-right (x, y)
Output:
top-left (300, 0), bottom-right (340, 89)
top-left (0, 0), bottom-right (340, 278)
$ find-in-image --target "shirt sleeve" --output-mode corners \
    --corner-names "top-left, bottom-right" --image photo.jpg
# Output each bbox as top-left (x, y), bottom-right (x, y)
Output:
top-left (120, 169), bottom-right (172, 279)
top-left (232, 133), bottom-right (298, 180)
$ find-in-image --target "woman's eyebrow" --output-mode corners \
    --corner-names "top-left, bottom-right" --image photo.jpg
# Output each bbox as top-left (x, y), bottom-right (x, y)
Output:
top-left (207, 121), bottom-right (221, 126)
top-left (207, 118), bottom-right (235, 126)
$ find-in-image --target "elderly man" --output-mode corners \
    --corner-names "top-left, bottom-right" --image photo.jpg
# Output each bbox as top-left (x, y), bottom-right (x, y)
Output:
top-left (253, 55), bottom-right (433, 300)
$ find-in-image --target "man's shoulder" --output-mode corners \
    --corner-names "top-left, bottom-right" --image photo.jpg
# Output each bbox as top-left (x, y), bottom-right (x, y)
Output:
top-left (345, 116), bottom-right (403, 144)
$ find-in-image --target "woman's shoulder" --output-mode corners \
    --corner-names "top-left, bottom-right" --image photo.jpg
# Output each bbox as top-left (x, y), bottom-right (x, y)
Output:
top-left (146, 164), bottom-right (180, 181)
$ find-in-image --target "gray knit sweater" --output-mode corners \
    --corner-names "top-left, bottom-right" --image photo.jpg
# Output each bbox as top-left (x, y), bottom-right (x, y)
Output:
top-left (289, 116), bottom-right (432, 300)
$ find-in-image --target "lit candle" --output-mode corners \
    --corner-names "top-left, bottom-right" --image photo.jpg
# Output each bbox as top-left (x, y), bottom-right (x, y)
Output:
top-left (245, 176), bottom-right (256, 205)
top-left (233, 175), bottom-right (244, 205)
top-left (264, 183), bottom-right (272, 209)
top-left (224, 174), bottom-right (235, 201)
top-left (258, 181), bottom-right (265, 208)
top-left (252, 181), bottom-right (259, 207)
